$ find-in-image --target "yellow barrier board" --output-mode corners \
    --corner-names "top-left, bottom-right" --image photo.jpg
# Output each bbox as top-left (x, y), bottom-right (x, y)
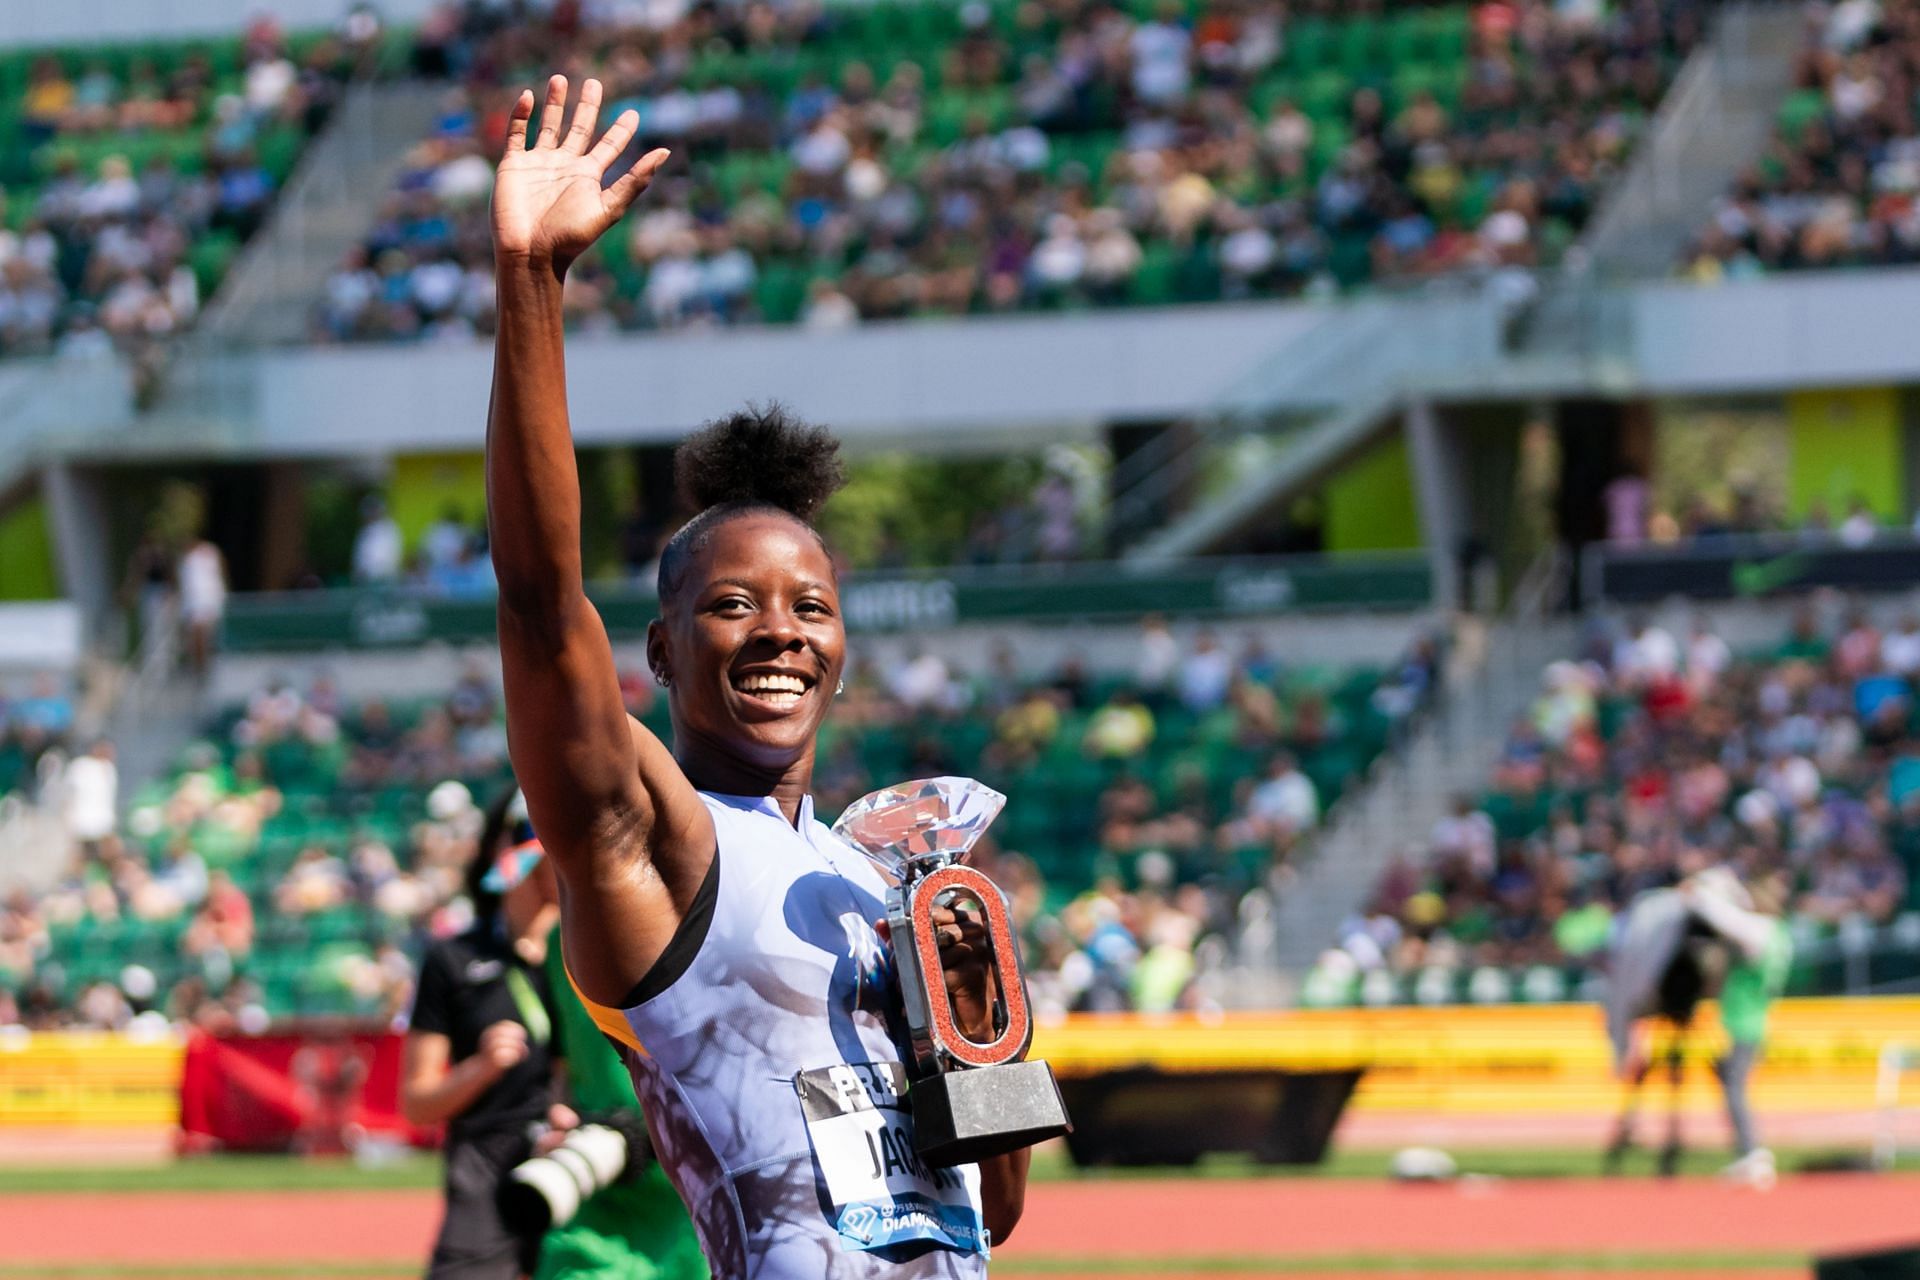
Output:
top-left (0, 1030), bottom-right (184, 1129)
top-left (5, 998), bottom-right (1919, 1131)
top-left (1034, 998), bottom-right (1920, 1114)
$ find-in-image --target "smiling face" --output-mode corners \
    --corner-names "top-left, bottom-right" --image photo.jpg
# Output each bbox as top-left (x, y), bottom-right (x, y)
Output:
top-left (650, 510), bottom-right (846, 786)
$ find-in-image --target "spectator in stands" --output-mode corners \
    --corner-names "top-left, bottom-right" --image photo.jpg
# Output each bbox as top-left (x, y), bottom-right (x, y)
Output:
top-left (149, 838), bottom-right (210, 916)
top-left (60, 739), bottom-right (119, 858)
top-left (13, 674), bottom-right (74, 740)
top-left (887, 646), bottom-right (959, 712)
top-left (1177, 629), bottom-right (1236, 712)
top-left (992, 686), bottom-right (1063, 766)
top-left (1085, 687), bottom-right (1156, 759)
top-left (124, 530), bottom-right (178, 650)
top-left (0, 27), bottom-right (360, 361)
top-left (423, 502), bottom-right (473, 574)
top-left (1885, 614), bottom-right (1920, 677)
top-left (277, 844), bottom-right (352, 915)
top-left (177, 533), bottom-right (227, 677)
top-left (184, 869), bottom-right (254, 961)
top-left (351, 494), bottom-right (404, 584)
top-left (1603, 469), bottom-right (1651, 544)
top-left (1133, 613), bottom-right (1181, 704)
top-left (1685, 0), bottom-right (1920, 279)
top-left (1430, 792), bottom-right (1496, 875)
top-left (316, 0), bottom-right (1700, 341)
top-left (1838, 497), bottom-right (1880, 548)
top-left (20, 616), bottom-right (1445, 1026)
top-left (1223, 750), bottom-right (1320, 848)
top-left (1345, 606), bottom-right (1920, 1003)
top-left (0, 890), bottom-right (46, 991)
top-left (1613, 615), bottom-right (1680, 687)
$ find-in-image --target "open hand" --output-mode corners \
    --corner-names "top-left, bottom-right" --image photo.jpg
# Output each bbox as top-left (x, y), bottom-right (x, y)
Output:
top-left (492, 75), bottom-right (670, 272)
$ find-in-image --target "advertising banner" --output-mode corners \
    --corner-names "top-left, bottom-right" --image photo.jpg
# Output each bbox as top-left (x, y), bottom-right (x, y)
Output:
top-left (1591, 536), bottom-right (1920, 605)
top-left (1033, 998), bottom-right (1920, 1115)
top-left (220, 556), bottom-right (1432, 652)
top-left (0, 1028), bottom-right (182, 1128)
top-left (7, 998), bottom-right (1912, 1135)
top-left (176, 1027), bottom-right (430, 1152)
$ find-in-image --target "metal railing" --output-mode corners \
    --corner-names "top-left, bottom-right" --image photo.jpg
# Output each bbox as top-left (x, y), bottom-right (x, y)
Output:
top-left (202, 81), bottom-right (448, 347)
top-left (1250, 544), bottom-right (1572, 976)
top-left (1581, 1), bottom-right (1804, 280)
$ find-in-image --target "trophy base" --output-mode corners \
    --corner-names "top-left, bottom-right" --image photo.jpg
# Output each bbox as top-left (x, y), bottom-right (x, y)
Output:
top-left (912, 1059), bottom-right (1072, 1167)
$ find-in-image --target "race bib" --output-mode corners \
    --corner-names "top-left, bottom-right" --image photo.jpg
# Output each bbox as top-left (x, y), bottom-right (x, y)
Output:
top-left (793, 1062), bottom-right (988, 1257)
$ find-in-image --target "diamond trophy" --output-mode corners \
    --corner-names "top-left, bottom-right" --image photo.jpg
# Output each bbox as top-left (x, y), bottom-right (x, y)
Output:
top-left (833, 777), bottom-right (1072, 1167)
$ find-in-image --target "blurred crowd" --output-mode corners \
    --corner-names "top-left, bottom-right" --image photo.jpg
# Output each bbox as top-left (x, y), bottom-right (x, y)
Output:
top-left (1681, 0), bottom-right (1920, 279)
top-left (1320, 606), bottom-right (1918, 1000)
top-left (0, 674), bottom-right (79, 800)
top-left (0, 12), bottom-right (381, 359)
top-left (316, 0), bottom-right (1702, 340)
top-left (3, 619), bottom-right (1441, 1029)
top-left (1595, 469), bottom-right (1912, 548)
top-left (335, 495), bottom-right (499, 594)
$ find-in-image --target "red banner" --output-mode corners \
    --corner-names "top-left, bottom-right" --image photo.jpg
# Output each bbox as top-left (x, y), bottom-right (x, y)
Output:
top-left (177, 1026), bottom-right (434, 1153)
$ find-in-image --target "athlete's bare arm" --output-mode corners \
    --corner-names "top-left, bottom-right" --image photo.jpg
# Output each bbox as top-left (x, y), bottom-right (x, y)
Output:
top-left (486, 75), bottom-right (711, 1008)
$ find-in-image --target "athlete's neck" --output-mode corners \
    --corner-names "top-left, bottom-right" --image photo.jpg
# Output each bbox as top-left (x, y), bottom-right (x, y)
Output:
top-left (674, 733), bottom-right (814, 827)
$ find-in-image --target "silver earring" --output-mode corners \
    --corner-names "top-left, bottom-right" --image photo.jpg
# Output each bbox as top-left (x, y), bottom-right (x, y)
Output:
top-left (654, 670), bottom-right (670, 688)
top-left (836, 678), bottom-right (846, 696)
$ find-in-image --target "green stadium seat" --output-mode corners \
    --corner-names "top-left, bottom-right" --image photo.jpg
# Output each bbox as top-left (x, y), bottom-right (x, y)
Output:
top-left (1776, 89), bottom-right (1827, 142)
top-left (1412, 966), bottom-right (1458, 1006)
top-left (1519, 965), bottom-right (1568, 1003)
top-left (1359, 967), bottom-right (1401, 1007)
top-left (1286, 18), bottom-right (1335, 74)
top-left (1466, 966), bottom-right (1514, 1004)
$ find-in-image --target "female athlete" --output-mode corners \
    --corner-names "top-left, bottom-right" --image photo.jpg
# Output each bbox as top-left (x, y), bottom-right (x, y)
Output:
top-left (484, 76), bottom-right (1030, 1278)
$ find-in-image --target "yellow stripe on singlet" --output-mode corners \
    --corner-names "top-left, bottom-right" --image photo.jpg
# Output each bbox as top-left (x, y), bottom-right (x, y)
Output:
top-left (564, 961), bottom-right (650, 1057)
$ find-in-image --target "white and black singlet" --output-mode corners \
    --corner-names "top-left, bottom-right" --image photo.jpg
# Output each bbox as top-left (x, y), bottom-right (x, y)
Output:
top-left (569, 792), bottom-right (990, 1279)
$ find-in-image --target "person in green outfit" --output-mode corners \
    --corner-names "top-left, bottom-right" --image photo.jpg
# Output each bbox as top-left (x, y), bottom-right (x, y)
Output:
top-left (475, 788), bottom-right (708, 1280)
top-left (1682, 869), bottom-right (1793, 1188)
top-left (534, 924), bottom-right (709, 1280)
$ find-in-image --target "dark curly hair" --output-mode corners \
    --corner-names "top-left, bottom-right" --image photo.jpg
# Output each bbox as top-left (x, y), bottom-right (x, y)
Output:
top-left (657, 404), bottom-right (847, 605)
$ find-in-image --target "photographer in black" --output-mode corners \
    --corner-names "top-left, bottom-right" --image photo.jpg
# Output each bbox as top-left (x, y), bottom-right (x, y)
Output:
top-left (403, 790), bottom-right (574, 1279)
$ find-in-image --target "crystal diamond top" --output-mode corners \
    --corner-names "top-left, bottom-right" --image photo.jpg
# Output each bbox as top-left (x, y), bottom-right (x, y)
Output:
top-left (830, 776), bottom-right (1008, 878)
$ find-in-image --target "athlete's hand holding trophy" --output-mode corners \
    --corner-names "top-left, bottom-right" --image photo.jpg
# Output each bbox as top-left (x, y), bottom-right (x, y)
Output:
top-left (833, 777), bottom-right (1073, 1166)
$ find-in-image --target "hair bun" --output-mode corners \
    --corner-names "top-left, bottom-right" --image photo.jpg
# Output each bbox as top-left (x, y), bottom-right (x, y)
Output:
top-left (674, 404), bottom-right (847, 520)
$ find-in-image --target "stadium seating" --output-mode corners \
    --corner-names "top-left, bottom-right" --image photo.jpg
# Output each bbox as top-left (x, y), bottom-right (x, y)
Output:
top-left (1307, 611), bottom-right (1920, 1007)
top-left (318, 0), bottom-right (1704, 338)
top-left (1681, 0), bottom-right (1920, 278)
top-left (18, 634), bottom-right (1439, 1024)
top-left (0, 20), bottom-right (394, 358)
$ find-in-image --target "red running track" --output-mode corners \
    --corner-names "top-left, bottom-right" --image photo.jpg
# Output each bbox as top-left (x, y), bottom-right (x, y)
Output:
top-left (4, 1174), bottom-right (1918, 1266)
top-left (1001, 1173), bottom-right (1920, 1258)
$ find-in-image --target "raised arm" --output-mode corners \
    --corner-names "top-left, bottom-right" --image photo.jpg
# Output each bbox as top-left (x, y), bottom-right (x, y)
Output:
top-left (486, 75), bottom-right (711, 1007)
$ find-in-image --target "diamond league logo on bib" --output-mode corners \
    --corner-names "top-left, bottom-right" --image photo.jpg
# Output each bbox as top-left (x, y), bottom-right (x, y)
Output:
top-left (833, 777), bottom-right (1072, 1167)
top-left (839, 1203), bottom-right (881, 1244)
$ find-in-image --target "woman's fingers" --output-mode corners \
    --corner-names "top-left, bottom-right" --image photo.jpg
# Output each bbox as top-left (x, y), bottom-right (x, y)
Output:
top-left (605, 147), bottom-right (671, 213)
top-left (935, 916), bottom-right (992, 967)
top-left (534, 74), bottom-right (568, 148)
top-left (943, 920), bottom-right (989, 947)
top-left (588, 108), bottom-right (641, 169)
top-left (504, 89), bottom-right (534, 153)
top-left (564, 77), bottom-right (603, 153)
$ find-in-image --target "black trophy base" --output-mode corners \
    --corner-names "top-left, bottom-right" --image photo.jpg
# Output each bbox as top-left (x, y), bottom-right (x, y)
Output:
top-left (912, 1059), bottom-right (1072, 1167)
